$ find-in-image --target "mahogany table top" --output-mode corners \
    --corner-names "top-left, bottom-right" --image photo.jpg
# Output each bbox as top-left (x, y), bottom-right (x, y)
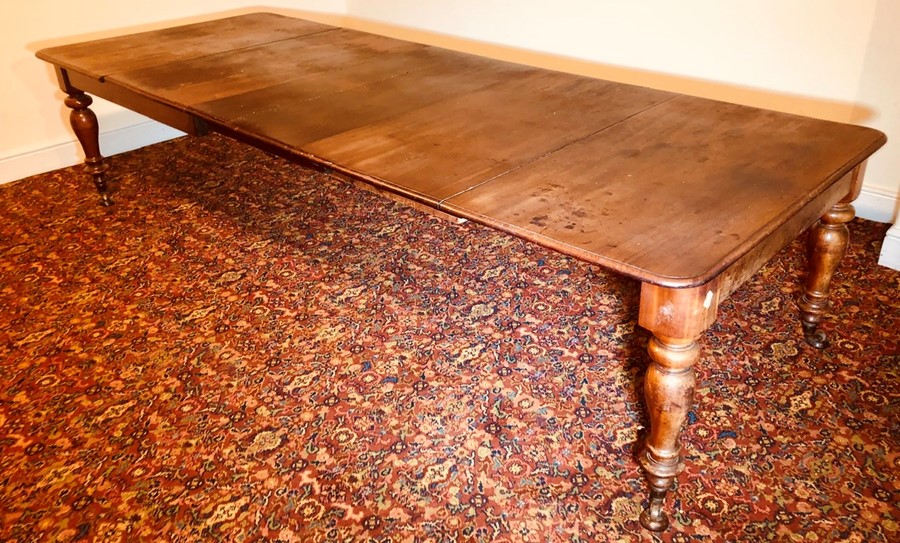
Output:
top-left (37, 12), bottom-right (886, 288)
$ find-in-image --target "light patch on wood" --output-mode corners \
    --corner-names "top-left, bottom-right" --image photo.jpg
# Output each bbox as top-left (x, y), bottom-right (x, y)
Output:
top-left (658, 301), bottom-right (675, 322)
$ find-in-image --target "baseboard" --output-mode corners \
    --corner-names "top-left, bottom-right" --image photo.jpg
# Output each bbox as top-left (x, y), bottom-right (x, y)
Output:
top-left (855, 185), bottom-right (899, 224)
top-left (878, 224), bottom-right (900, 271)
top-left (0, 121), bottom-right (184, 185)
top-left (854, 186), bottom-right (900, 271)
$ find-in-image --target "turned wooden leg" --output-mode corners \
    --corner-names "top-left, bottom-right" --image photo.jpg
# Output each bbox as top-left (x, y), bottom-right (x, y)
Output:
top-left (65, 91), bottom-right (112, 206)
top-left (639, 335), bottom-right (699, 531)
top-left (798, 201), bottom-right (855, 348)
top-left (637, 282), bottom-right (718, 532)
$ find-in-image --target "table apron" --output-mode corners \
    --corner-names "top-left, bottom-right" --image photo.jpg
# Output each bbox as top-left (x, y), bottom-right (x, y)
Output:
top-left (57, 68), bottom-right (207, 136)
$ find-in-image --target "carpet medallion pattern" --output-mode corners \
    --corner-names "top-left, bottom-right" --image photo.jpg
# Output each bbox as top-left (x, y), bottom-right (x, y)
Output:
top-left (0, 134), bottom-right (897, 542)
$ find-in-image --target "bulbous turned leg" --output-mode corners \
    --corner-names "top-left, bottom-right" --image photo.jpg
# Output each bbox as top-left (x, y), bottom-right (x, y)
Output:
top-left (65, 92), bottom-right (112, 206)
top-left (798, 202), bottom-right (854, 348)
top-left (639, 335), bottom-right (699, 532)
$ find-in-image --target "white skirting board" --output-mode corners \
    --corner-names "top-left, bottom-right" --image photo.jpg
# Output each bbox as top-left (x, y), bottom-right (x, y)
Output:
top-left (0, 121), bottom-right (184, 186)
top-left (855, 184), bottom-right (899, 224)
top-left (1, 121), bottom-right (898, 269)
top-left (879, 224), bottom-right (900, 271)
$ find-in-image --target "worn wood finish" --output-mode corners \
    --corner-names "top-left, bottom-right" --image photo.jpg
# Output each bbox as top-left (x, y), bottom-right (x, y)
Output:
top-left (108, 28), bottom-right (428, 108)
top-left (36, 13), bottom-right (887, 532)
top-left (441, 95), bottom-right (883, 287)
top-left (36, 13), bottom-right (331, 79)
top-left (303, 72), bottom-right (673, 202)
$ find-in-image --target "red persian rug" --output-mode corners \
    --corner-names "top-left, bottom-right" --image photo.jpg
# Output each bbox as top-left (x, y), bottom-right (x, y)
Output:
top-left (0, 134), bottom-right (897, 542)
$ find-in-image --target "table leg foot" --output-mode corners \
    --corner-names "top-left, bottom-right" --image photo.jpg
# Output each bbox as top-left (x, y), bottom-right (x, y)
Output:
top-left (639, 335), bottom-right (699, 532)
top-left (639, 462), bottom-right (676, 531)
top-left (801, 322), bottom-right (829, 349)
top-left (65, 92), bottom-right (112, 206)
top-left (798, 202), bottom-right (854, 349)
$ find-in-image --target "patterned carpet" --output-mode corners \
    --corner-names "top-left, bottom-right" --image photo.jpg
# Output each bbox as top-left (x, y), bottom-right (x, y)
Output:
top-left (0, 134), bottom-right (897, 542)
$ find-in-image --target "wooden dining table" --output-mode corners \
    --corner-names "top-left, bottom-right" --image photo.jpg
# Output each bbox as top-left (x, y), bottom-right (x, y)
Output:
top-left (36, 12), bottom-right (886, 531)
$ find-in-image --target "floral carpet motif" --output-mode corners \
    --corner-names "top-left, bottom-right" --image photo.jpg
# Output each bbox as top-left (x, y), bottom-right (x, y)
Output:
top-left (0, 134), bottom-right (897, 542)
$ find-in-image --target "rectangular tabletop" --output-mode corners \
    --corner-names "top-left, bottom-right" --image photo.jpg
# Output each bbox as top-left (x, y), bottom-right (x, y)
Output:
top-left (37, 12), bottom-right (886, 288)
